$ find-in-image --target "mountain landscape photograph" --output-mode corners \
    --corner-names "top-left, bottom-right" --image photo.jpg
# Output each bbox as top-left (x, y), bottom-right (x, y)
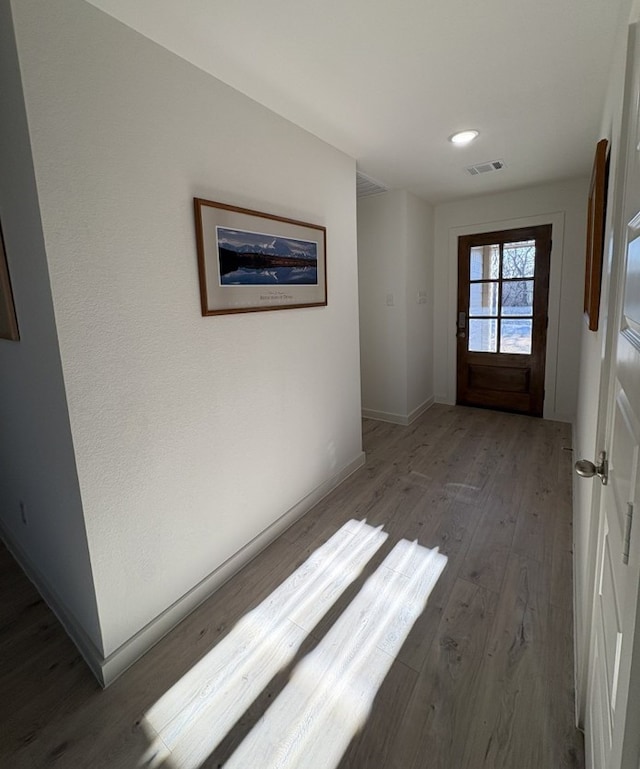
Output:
top-left (216, 227), bottom-right (318, 285)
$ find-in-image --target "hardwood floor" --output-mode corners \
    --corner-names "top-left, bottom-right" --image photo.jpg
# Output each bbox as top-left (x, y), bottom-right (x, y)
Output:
top-left (0, 404), bottom-right (584, 768)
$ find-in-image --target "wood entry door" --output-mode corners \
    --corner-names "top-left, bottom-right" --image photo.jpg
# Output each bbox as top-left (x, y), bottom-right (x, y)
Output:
top-left (456, 225), bottom-right (552, 417)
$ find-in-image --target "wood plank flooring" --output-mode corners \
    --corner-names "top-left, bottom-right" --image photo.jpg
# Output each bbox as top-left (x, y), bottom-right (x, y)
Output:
top-left (0, 404), bottom-right (584, 768)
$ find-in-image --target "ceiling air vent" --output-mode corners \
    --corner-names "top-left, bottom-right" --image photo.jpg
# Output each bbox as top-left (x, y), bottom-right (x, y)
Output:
top-left (356, 171), bottom-right (389, 198)
top-left (466, 160), bottom-right (506, 176)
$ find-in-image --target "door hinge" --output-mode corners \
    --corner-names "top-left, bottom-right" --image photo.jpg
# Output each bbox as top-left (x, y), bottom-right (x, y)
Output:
top-left (623, 502), bottom-right (634, 565)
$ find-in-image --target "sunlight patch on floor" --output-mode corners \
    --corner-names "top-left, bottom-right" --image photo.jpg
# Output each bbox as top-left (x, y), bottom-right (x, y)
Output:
top-left (140, 519), bottom-right (387, 768)
top-left (225, 539), bottom-right (447, 769)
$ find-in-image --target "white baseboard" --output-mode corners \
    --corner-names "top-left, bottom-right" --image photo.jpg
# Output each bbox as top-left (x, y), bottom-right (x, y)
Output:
top-left (362, 397), bottom-right (434, 426)
top-left (1, 452), bottom-right (366, 687)
top-left (0, 522), bottom-right (106, 684)
top-left (407, 397), bottom-right (435, 423)
top-left (362, 408), bottom-right (409, 425)
top-left (543, 410), bottom-right (574, 424)
top-left (99, 450), bottom-right (366, 686)
top-left (570, 419), bottom-right (586, 731)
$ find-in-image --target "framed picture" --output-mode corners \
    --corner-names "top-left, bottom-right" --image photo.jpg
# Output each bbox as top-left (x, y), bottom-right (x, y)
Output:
top-left (0, 221), bottom-right (19, 341)
top-left (194, 198), bottom-right (327, 316)
top-left (584, 138), bottom-right (609, 331)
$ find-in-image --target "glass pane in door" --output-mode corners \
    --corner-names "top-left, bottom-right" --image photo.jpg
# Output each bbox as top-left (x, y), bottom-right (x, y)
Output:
top-left (500, 319), bottom-right (532, 354)
top-left (470, 245), bottom-right (500, 280)
top-left (469, 319), bottom-right (498, 352)
top-left (470, 282), bottom-right (498, 315)
top-left (501, 280), bottom-right (534, 315)
top-left (502, 240), bottom-right (535, 278)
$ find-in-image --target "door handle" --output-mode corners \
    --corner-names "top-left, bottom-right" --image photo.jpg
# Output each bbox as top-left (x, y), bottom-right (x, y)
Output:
top-left (575, 451), bottom-right (608, 485)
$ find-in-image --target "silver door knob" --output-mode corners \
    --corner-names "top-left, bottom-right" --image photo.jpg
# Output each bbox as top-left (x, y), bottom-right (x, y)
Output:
top-left (575, 459), bottom-right (597, 477)
top-left (574, 451), bottom-right (608, 485)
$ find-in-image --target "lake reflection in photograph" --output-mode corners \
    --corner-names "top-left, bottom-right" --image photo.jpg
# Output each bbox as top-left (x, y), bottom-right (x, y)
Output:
top-left (217, 226), bottom-right (318, 286)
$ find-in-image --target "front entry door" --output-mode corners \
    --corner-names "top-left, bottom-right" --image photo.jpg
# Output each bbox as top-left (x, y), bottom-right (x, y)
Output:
top-left (456, 225), bottom-right (551, 416)
top-left (586, 22), bottom-right (640, 769)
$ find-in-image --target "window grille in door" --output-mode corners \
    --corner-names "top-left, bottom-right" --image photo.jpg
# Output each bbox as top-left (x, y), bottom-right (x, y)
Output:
top-left (468, 240), bottom-right (535, 355)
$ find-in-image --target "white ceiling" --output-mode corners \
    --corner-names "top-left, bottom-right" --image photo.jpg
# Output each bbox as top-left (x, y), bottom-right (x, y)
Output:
top-left (86, 0), bottom-right (626, 203)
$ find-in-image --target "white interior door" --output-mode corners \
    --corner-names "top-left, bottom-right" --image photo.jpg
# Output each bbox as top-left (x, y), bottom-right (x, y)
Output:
top-left (586, 21), bottom-right (640, 769)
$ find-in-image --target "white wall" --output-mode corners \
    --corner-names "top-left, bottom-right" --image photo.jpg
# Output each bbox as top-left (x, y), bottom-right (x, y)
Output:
top-left (358, 191), bottom-right (408, 420)
top-left (406, 193), bottom-right (435, 416)
top-left (357, 189), bottom-right (434, 423)
top-left (433, 178), bottom-right (589, 422)
top-left (9, 0), bottom-right (364, 666)
top-left (0, 0), bottom-right (103, 655)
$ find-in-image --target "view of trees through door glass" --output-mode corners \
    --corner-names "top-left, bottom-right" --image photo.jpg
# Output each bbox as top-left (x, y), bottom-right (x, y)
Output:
top-left (468, 240), bottom-right (535, 354)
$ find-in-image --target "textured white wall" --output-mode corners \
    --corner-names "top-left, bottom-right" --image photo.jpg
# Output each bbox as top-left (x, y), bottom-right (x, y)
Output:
top-left (0, 0), bottom-right (103, 653)
top-left (433, 178), bottom-right (589, 422)
top-left (11, 0), bottom-right (363, 657)
top-left (357, 190), bottom-right (434, 423)
top-left (405, 193), bottom-right (434, 416)
top-left (357, 191), bottom-right (408, 419)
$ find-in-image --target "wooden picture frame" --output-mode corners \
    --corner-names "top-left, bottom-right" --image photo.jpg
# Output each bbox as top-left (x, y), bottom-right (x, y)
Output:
top-left (584, 138), bottom-right (609, 331)
top-left (0, 220), bottom-right (19, 341)
top-left (194, 198), bottom-right (327, 316)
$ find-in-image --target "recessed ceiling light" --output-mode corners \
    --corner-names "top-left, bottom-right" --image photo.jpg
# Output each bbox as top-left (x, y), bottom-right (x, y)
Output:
top-left (449, 129), bottom-right (479, 146)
